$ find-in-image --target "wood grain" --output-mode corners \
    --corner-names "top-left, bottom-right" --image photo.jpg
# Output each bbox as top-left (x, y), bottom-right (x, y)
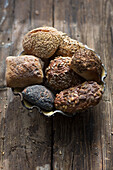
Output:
top-left (0, 0), bottom-right (53, 169)
top-left (0, 0), bottom-right (113, 169)
top-left (0, 0), bottom-right (14, 87)
top-left (53, 0), bottom-right (113, 170)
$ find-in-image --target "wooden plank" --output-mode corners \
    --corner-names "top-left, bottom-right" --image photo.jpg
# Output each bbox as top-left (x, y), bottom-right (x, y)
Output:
top-left (31, 0), bottom-right (53, 28)
top-left (0, 0), bottom-right (113, 169)
top-left (0, 0), bottom-right (14, 87)
top-left (0, 0), bottom-right (14, 168)
top-left (0, 0), bottom-right (53, 169)
top-left (53, 0), bottom-right (113, 169)
top-left (3, 95), bottom-right (52, 170)
top-left (0, 89), bottom-right (11, 170)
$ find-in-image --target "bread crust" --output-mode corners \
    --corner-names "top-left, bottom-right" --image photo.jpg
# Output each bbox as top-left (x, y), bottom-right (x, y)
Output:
top-left (54, 81), bottom-right (103, 114)
top-left (23, 27), bottom-right (62, 58)
top-left (22, 85), bottom-right (54, 111)
top-left (6, 55), bottom-right (44, 87)
top-left (70, 48), bottom-right (102, 82)
top-left (46, 56), bottom-right (84, 91)
top-left (56, 35), bottom-right (81, 57)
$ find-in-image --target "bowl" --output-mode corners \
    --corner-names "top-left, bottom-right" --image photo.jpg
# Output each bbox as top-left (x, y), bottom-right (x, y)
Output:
top-left (12, 44), bottom-right (107, 117)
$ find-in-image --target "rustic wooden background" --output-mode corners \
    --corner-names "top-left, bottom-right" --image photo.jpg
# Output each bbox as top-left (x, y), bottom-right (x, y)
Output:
top-left (0, 0), bottom-right (113, 169)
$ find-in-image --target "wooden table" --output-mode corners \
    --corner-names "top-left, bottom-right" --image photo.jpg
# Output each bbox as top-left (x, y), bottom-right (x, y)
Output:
top-left (0, 0), bottom-right (112, 169)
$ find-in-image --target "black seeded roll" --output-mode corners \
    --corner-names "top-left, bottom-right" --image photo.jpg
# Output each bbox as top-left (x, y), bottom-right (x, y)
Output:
top-left (45, 56), bottom-right (84, 91)
top-left (54, 81), bottom-right (103, 114)
top-left (22, 85), bottom-right (54, 111)
top-left (70, 48), bottom-right (102, 82)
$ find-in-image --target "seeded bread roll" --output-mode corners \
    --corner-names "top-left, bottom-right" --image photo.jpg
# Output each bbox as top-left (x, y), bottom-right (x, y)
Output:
top-left (6, 55), bottom-right (43, 88)
top-left (55, 81), bottom-right (103, 114)
top-left (22, 85), bottom-right (54, 111)
top-left (45, 56), bottom-right (84, 91)
top-left (23, 27), bottom-right (62, 58)
top-left (70, 48), bottom-right (102, 82)
top-left (56, 35), bottom-right (81, 57)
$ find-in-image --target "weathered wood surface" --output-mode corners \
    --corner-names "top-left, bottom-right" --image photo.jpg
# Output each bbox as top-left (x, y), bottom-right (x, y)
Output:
top-left (0, 0), bottom-right (113, 170)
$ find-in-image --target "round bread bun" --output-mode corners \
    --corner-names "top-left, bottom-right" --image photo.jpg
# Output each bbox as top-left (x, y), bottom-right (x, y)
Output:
top-left (45, 56), bottom-right (84, 91)
top-left (23, 27), bottom-right (62, 59)
top-left (70, 47), bottom-right (102, 82)
top-left (22, 85), bottom-right (54, 111)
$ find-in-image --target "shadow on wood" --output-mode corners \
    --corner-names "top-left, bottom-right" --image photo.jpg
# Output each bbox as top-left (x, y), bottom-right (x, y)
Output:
top-left (53, 105), bottom-right (103, 169)
top-left (2, 96), bottom-right (52, 170)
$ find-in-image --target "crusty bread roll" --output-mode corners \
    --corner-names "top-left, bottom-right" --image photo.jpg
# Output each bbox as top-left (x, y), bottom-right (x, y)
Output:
top-left (55, 34), bottom-right (102, 82)
top-left (45, 56), bottom-right (84, 91)
top-left (23, 27), bottom-right (62, 59)
top-left (54, 81), bottom-right (103, 114)
top-left (56, 35), bottom-right (81, 57)
top-left (6, 55), bottom-right (43, 87)
top-left (70, 48), bottom-right (102, 82)
top-left (22, 85), bottom-right (54, 111)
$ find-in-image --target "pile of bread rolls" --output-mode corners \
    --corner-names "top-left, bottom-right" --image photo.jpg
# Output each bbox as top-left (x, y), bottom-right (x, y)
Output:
top-left (6, 27), bottom-right (103, 114)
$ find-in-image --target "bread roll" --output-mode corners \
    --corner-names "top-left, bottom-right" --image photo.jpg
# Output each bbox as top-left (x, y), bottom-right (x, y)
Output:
top-left (46, 56), bottom-right (84, 91)
top-left (6, 55), bottom-right (43, 87)
top-left (23, 27), bottom-right (62, 58)
top-left (22, 85), bottom-right (54, 111)
top-left (56, 35), bottom-right (81, 57)
top-left (70, 48), bottom-right (102, 82)
top-left (55, 81), bottom-right (103, 114)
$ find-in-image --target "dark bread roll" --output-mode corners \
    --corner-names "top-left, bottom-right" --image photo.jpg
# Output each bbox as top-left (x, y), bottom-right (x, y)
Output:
top-left (6, 55), bottom-right (43, 88)
top-left (22, 85), bottom-right (54, 111)
top-left (23, 27), bottom-right (62, 58)
top-left (54, 81), bottom-right (103, 114)
top-left (70, 48), bottom-right (102, 82)
top-left (45, 56), bottom-right (84, 91)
